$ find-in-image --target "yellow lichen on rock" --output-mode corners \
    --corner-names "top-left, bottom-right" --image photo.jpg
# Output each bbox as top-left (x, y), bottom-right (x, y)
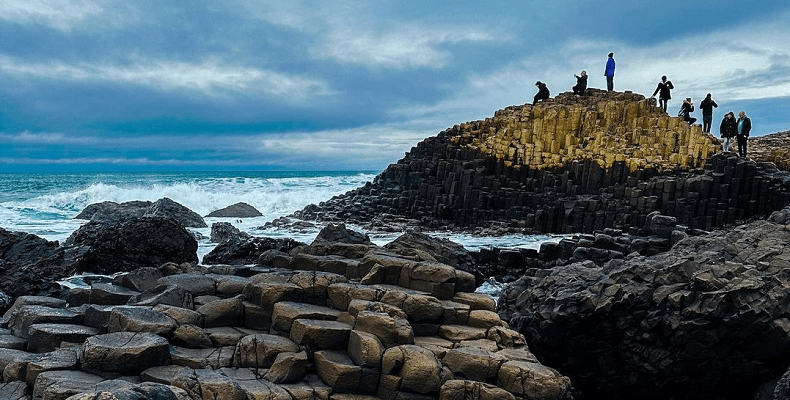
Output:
top-left (449, 89), bottom-right (721, 172)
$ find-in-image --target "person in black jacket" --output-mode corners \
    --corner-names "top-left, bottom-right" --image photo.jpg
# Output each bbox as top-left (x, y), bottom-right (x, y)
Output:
top-left (651, 75), bottom-right (674, 112)
top-left (719, 111), bottom-right (737, 152)
top-left (699, 93), bottom-right (719, 133)
top-left (736, 111), bottom-right (752, 157)
top-left (533, 81), bottom-right (550, 105)
top-left (679, 98), bottom-right (696, 125)
top-left (573, 71), bottom-right (587, 95)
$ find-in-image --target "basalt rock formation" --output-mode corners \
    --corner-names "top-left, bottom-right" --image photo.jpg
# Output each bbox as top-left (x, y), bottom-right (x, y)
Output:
top-left (285, 90), bottom-right (790, 235)
top-left (0, 224), bottom-right (571, 400)
top-left (497, 209), bottom-right (790, 399)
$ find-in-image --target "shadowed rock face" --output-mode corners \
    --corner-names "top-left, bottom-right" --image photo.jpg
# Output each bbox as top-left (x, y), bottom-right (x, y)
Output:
top-left (63, 217), bottom-right (199, 275)
top-left (498, 217), bottom-right (790, 400)
top-left (278, 91), bottom-right (790, 236)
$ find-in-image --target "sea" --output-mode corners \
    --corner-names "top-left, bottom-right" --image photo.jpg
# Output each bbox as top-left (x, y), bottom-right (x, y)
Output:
top-left (0, 171), bottom-right (561, 294)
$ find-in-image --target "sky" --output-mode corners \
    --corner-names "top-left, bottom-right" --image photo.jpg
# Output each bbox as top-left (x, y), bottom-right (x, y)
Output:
top-left (1, 1), bottom-right (789, 173)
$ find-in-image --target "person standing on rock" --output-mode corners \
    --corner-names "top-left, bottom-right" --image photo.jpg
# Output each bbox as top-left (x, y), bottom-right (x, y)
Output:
top-left (737, 111), bottom-right (752, 157)
top-left (719, 111), bottom-right (737, 152)
top-left (533, 81), bottom-right (550, 105)
top-left (651, 75), bottom-right (674, 112)
top-left (679, 98), bottom-right (696, 125)
top-left (604, 52), bottom-right (615, 91)
top-left (699, 93), bottom-right (719, 133)
top-left (573, 70), bottom-right (587, 95)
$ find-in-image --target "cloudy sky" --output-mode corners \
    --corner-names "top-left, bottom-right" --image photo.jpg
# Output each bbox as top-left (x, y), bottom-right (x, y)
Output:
top-left (2, 1), bottom-right (789, 172)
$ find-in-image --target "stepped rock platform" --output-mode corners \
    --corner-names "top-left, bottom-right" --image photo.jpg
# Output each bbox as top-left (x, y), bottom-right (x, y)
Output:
top-left (0, 224), bottom-right (571, 400)
top-left (279, 90), bottom-right (790, 236)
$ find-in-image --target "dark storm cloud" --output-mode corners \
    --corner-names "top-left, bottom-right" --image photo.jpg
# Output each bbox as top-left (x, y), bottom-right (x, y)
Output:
top-left (1, 1), bottom-right (788, 171)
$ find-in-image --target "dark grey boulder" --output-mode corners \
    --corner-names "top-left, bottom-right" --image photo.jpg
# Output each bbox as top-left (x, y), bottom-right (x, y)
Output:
top-left (384, 230), bottom-right (478, 282)
top-left (63, 217), bottom-right (198, 275)
top-left (314, 223), bottom-right (371, 245)
top-left (75, 198), bottom-right (206, 228)
top-left (143, 198), bottom-right (207, 228)
top-left (205, 202), bottom-right (263, 218)
top-left (202, 236), bottom-right (305, 265)
top-left (209, 222), bottom-right (249, 243)
top-left (499, 219), bottom-right (790, 399)
top-left (0, 228), bottom-right (67, 300)
top-left (74, 200), bottom-right (152, 221)
top-left (112, 267), bottom-right (164, 292)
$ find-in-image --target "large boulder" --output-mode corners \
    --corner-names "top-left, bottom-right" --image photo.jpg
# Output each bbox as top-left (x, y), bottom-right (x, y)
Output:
top-left (74, 200), bottom-right (152, 221)
top-left (205, 202), bottom-right (263, 218)
top-left (143, 198), bottom-right (207, 228)
top-left (384, 230), bottom-right (478, 283)
top-left (75, 198), bottom-right (206, 228)
top-left (0, 228), bottom-right (69, 300)
top-left (209, 222), bottom-right (249, 244)
top-left (499, 219), bottom-right (790, 399)
top-left (63, 217), bottom-right (198, 274)
top-left (202, 236), bottom-right (304, 265)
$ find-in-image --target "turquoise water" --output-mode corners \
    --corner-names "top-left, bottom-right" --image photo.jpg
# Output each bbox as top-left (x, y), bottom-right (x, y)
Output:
top-left (0, 171), bottom-right (558, 262)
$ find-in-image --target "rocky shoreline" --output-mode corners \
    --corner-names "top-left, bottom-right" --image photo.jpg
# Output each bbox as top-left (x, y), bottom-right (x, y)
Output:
top-left (0, 218), bottom-right (574, 400)
top-left (3, 90), bottom-right (790, 399)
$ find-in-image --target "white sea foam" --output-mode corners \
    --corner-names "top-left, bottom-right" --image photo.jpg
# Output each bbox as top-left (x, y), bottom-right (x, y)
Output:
top-left (1, 172), bottom-right (561, 264)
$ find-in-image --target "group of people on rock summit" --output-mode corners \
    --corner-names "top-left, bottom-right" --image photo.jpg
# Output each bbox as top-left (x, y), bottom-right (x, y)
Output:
top-left (531, 52), bottom-right (753, 157)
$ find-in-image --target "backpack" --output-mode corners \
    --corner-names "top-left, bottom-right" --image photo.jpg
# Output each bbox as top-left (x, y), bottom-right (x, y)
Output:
top-left (677, 107), bottom-right (684, 117)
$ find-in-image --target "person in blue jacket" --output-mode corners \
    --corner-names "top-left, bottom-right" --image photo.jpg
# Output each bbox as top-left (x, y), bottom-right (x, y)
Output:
top-left (604, 52), bottom-right (615, 91)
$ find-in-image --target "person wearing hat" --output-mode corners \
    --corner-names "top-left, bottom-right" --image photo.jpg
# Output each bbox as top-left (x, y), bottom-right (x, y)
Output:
top-left (650, 75), bottom-right (674, 112)
top-left (699, 93), bottom-right (719, 133)
top-left (533, 81), bottom-right (550, 105)
top-left (604, 52), bottom-right (615, 91)
top-left (573, 70), bottom-right (587, 95)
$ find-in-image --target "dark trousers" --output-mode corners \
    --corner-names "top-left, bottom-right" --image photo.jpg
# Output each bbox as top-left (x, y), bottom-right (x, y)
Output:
top-left (573, 85), bottom-right (585, 95)
top-left (606, 75), bottom-right (614, 91)
top-left (702, 115), bottom-right (713, 133)
top-left (737, 135), bottom-right (748, 157)
top-left (659, 98), bottom-right (668, 112)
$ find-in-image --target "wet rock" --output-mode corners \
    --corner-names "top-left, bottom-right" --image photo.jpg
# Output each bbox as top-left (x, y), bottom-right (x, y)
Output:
top-left (208, 222), bottom-right (249, 244)
top-left (63, 217), bottom-right (199, 275)
top-left (202, 236), bottom-right (304, 265)
top-left (205, 202), bottom-right (263, 218)
top-left (74, 200), bottom-right (152, 221)
top-left (0, 228), bottom-right (67, 299)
